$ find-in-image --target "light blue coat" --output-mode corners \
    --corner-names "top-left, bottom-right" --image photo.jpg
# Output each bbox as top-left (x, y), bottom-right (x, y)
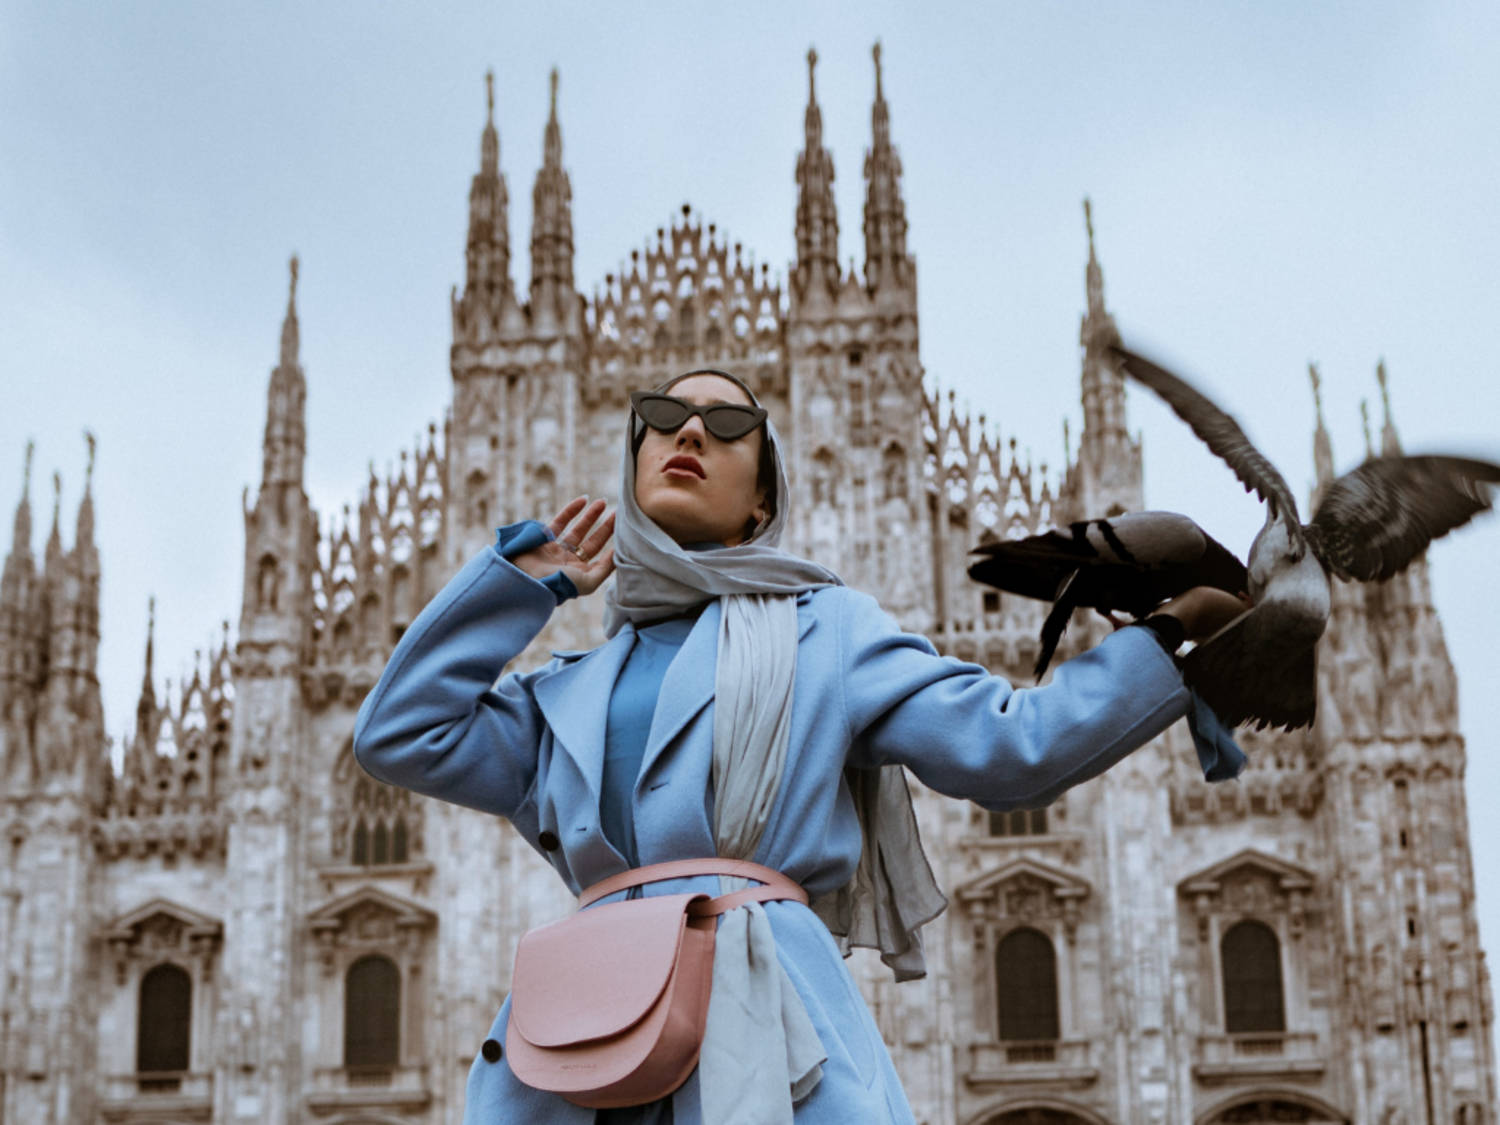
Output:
top-left (353, 546), bottom-right (1197, 1123)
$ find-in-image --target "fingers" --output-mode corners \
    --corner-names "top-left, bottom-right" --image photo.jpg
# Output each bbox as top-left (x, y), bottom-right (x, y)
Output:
top-left (546, 497), bottom-right (590, 540)
top-left (578, 511), bottom-right (616, 560)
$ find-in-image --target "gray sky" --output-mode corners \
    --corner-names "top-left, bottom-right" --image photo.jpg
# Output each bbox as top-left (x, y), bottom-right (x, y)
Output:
top-left (4, 0), bottom-right (1498, 1051)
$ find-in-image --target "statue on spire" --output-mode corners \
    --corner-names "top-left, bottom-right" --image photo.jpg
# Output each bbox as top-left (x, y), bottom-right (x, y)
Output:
top-left (1376, 358), bottom-right (1401, 454)
top-left (280, 254), bottom-right (301, 368)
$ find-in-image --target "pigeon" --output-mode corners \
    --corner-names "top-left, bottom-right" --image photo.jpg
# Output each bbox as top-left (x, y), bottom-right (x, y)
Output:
top-left (968, 511), bottom-right (1248, 679)
top-left (1109, 341), bottom-right (1500, 729)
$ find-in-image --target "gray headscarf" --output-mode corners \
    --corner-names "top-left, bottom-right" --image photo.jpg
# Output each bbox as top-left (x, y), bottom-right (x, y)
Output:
top-left (604, 370), bottom-right (945, 1122)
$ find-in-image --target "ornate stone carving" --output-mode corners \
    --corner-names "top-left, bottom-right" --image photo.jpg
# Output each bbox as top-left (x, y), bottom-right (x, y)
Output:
top-left (956, 856), bottom-right (1091, 944)
top-left (100, 898), bottom-right (223, 987)
top-left (306, 886), bottom-right (436, 978)
top-left (1179, 849), bottom-right (1316, 943)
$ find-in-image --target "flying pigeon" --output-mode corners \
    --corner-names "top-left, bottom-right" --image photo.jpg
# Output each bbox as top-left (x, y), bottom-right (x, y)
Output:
top-left (968, 512), bottom-right (1248, 679)
top-left (1108, 342), bottom-right (1500, 729)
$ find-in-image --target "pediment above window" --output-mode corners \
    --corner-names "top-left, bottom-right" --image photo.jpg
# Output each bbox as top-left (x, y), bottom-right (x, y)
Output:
top-left (307, 886), bottom-right (436, 974)
top-left (956, 857), bottom-right (1092, 939)
top-left (100, 899), bottom-right (223, 984)
top-left (1179, 848), bottom-right (1315, 898)
top-left (1178, 848), bottom-right (1317, 941)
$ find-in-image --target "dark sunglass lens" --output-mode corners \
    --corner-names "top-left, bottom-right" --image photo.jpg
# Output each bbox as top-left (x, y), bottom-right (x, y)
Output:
top-left (637, 396), bottom-right (691, 431)
top-left (703, 406), bottom-right (762, 440)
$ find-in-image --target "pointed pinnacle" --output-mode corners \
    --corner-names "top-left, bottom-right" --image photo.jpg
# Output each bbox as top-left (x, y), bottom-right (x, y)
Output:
top-left (289, 254), bottom-right (299, 306)
top-left (1083, 197), bottom-right (1096, 257)
top-left (486, 69), bottom-right (495, 119)
top-left (22, 439), bottom-right (33, 493)
top-left (872, 41), bottom-right (883, 101)
top-left (1360, 399), bottom-right (1373, 457)
top-left (51, 470), bottom-right (62, 528)
top-left (807, 47), bottom-right (818, 99)
top-left (1376, 357), bottom-right (1392, 421)
top-left (83, 429), bottom-right (96, 487)
top-left (1308, 362), bottom-right (1324, 418)
top-left (144, 595), bottom-right (156, 680)
top-left (549, 67), bottom-right (559, 118)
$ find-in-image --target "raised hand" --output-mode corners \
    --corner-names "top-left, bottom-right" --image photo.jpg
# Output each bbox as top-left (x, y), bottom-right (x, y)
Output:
top-left (512, 497), bottom-right (617, 597)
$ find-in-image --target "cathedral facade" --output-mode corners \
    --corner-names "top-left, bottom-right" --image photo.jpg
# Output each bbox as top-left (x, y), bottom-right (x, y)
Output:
top-left (1, 47), bottom-right (1495, 1125)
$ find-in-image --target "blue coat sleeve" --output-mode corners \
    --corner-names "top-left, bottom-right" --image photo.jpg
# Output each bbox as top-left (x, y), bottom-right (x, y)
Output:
top-left (836, 588), bottom-right (1192, 810)
top-left (351, 534), bottom-right (560, 819)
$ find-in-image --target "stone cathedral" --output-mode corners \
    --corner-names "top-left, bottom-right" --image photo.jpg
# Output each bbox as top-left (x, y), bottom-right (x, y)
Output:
top-left (1, 46), bottom-right (1494, 1125)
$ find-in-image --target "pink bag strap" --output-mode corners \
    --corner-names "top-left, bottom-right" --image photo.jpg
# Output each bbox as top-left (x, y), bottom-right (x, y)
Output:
top-left (577, 858), bottom-right (809, 914)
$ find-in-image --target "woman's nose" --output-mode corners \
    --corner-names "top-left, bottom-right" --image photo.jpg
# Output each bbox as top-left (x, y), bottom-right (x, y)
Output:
top-left (675, 414), bottom-right (707, 446)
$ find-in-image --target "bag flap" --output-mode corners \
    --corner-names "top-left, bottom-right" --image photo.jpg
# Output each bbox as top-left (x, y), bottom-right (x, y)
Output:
top-left (510, 893), bottom-right (703, 1047)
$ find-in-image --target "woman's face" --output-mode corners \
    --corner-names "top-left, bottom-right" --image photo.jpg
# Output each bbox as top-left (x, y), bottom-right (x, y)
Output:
top-left (633, 373), bottom-right (769, 547)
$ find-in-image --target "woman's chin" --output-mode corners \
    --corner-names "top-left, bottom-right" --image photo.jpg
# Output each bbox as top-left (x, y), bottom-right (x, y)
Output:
top-left (640, 500), bottom-right (729, 547)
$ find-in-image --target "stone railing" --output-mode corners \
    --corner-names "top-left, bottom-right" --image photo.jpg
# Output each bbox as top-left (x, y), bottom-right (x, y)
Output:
top-left (304, 1064), bottom-right (431, 1113)
top-left (99, 1071), bottom-right (213, 1121)
top-left (1193, 1030), bottom-right (1325, 1083)
top-left (965, 1037), bottom-right (1098, 1088)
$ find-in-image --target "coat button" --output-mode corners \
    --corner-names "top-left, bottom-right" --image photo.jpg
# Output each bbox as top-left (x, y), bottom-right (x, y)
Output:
top-left (538, 830), bottom-right (560, 852)
top-left (481, 1038), bottom-right (503, 1063)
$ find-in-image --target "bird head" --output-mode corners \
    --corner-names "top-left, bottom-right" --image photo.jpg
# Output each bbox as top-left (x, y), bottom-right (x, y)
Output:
top-left (1247, 511), bottom-right (1306, 598)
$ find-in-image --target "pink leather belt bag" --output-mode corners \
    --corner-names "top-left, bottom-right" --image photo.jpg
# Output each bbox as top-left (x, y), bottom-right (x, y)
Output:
top-left (505, 857), bottom-right (809, 1109)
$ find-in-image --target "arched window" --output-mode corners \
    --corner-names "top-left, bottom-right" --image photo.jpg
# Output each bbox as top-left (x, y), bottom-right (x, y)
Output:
top-left (345, 955), bottom-right (400, 1067)
top-left (1221, 920), bottom-right (1285, 1032)
top-left (349, 775), bottom-right (415, 867)
top-left (137, 964), bottom-right (191, 1073)
top-left (373, 821), bottom-right (389, 864)
top-left (352, 821), bottom-right (369, 865)
top-left (995, 928), bottom-right (1059, 1041)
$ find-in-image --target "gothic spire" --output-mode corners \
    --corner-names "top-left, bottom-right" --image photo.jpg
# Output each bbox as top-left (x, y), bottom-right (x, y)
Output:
top-left (465, 69), bottom-right (512, 302)
top-left (135, 595), bottom-right (157, 750)
top-left (1078, 199), bottom-right (1124, 440)
top-left (280, 254), bottom-right (299, 368)
top-left (1376, 358), bottom-right (1402, 455)
top-left (10, 440), bottom-right (31, 555)
top-left (261, 256), bottom-right (307, 491)
top-left (1360, 399), bottom-right (1373, 458)
top-left (1083, 197), bottom-right (1108, 323)
top-left (529, 67), bottom-right (575, 321)
top-left (862, 40), bottom-right (910, 294)
top-left (1309, 362), bottom-right (1334, 491)
top-left (45, 469), bottom-right (62, 570)
top-left (793, 46), bottom-right (839, 304)
top-left (75, 430), bottom-right (96, 559)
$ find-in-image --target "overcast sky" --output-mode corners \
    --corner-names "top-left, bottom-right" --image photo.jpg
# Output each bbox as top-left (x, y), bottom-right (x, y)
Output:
top-left (4, 0), bottom-right (1498, 1056)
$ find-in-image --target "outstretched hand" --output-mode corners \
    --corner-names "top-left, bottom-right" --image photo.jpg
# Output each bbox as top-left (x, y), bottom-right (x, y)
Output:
top-left (512, 497), bottom-right (617, 597)
top-left (1153, 586), bottom-right (1251, 643)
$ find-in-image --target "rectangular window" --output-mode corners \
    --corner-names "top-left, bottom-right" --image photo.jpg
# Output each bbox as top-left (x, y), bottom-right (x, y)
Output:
top-left (989, 807), bottom-right (1048, 837)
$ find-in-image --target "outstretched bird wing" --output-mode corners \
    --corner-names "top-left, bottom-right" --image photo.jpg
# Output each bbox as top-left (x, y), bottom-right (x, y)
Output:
top-left (1181, 603), bottom-right (1320, 731)
top-left (968, 511), bottom-right (1246, 616)
top-left (1306, 454), bottom-right (1500, 582)
top-left (1109, 344), bottom-right (1302, 526)
top-left (968, 511), bottom-right (1249, 680)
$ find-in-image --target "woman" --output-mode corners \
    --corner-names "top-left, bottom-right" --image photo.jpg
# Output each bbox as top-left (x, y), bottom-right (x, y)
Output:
top-left (353, 368), bottom-right (1245, 1124)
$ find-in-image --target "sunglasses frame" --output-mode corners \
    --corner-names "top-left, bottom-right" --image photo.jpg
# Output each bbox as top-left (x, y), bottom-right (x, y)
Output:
top-left (629, 391), bottom-right (767, 442)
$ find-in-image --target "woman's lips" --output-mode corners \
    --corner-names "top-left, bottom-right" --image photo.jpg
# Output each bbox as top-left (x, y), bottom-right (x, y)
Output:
top-left (663, 455), bottom-right (705, 479)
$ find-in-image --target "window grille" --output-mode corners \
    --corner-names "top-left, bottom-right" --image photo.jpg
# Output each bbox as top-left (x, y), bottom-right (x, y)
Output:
top-left (1221, 920), bottom-right (1285, 1033)
top-left (995, 927), bottom-right (1059, 1041)
top-left (345, 955), bottom-right (400, 1067)
top-left (137, 963), bottom-right (191, 1073)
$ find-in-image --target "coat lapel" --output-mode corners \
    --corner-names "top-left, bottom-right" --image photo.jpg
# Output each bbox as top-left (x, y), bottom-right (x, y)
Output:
top-left (532, 625), bottom-right (636, 800)
top-left (638, 600), bottom-right (721, 783)
top-left (636, 592), bottom-right (820, 784)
